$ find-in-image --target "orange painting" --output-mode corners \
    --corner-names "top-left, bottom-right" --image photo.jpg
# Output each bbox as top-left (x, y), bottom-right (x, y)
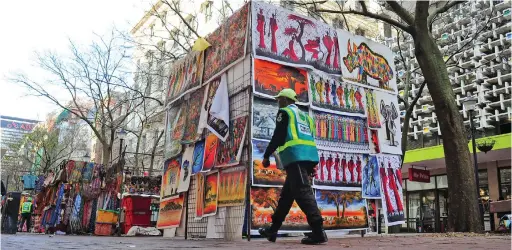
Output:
top-left (252, 139), bottom-right (286, 187)
top-left (315, 190), bottom-right (368, 230)
top-left (203, 171), bottom-right (219, 216)
top-left (254, 59), bottom-right (309, 103)
top-left (195, 173), bottom-right (205, 219)
top-left (218, 166), bottom-right (247, 207)
top-left (157, 194), bottom-right (185, 229)
top-left (202, 133), bottom-right (218, 172)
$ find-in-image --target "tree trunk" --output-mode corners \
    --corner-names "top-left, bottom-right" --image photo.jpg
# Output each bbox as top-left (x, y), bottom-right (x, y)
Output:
top-left (102, 144), bottom-right (111, 166)
top-left (413, 31), bottom-right (481, 232)
top-left (148, 130), bottom-right (164, 176)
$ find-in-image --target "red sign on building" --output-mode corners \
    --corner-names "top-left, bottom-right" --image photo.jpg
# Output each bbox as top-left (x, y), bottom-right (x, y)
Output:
top-left (408, 168), bottom-right (430, 183)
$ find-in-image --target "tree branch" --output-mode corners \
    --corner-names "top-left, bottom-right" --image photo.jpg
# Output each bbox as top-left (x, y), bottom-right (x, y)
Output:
top-left (427, 1), bottom-right (467, 28)
top-left (386, 1), bottom-right (415, 25)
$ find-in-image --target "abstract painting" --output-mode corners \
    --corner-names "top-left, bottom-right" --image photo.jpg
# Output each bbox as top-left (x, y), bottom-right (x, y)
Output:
top-left (338, 29), bottom-right (397, 93)
top-left (195, 173), bottom-right (205, 219)
top-left (192, 140), bottom-right (205, 174)
top-left (377, 154), bottom-right (405, 226)
top-left (252, 2), bottom-right (341, 75)
top-left (315, 189), bottom-right (368, 230)
top-left (182, 86), bottom-right (206, 144)
top-left (167, 50), bottom-right (204, 104)
top-left (374, 90), bottom-right (402, 155)
top-left (251, 139), bottom-right (286, 187)
top-left (312, 110), bottom-right (370, 153)
top-left (161, 157), bottom-right (181, 199)
top-left (177, 146), bottom-right (194, 193)
top-left (362, 155), bottom-right (381, 199)
top-left (313, 150), bottom-right (368, 190)
top-left (203, 171), bottom-right (219, 217)
top-left (216, 116), bottom-right (248, 168)
top-left (202, 133), bottom-right (219, 172)
top-left (157, 194), bottom-right (185, 229)
top-left (218, 166), bottom-right (247, 207)
top-left (253, 59), bottom-right (309, 104)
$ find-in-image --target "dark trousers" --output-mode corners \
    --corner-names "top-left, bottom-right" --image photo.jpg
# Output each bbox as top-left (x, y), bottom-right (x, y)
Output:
top-left (19, 214), bottom-right (31, 232)
top-left (270, 162), bottom-right (323, 232)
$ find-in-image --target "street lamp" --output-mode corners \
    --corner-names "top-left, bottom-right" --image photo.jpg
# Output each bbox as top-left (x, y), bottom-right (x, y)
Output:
top-left (117, 129), bottom-right (127, 160)
top-left (462, 94), bottom-right (484, 231)
top-left (115, 128), bottom-right (127, 236)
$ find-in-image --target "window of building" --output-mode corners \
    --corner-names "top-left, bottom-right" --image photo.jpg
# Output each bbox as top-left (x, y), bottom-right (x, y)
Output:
top-left (478, 170), bottom-right (489, 199)
top-left (499, 167), bottom-right (511, 200)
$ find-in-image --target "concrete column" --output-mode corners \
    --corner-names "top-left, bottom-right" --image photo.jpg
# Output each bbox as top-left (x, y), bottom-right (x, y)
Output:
top-left (487, 161), bottom-right (499, 229)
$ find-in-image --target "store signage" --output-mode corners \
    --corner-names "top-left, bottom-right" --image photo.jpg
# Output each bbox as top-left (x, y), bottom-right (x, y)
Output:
top-left (408, 168), bottom-right (430, 183)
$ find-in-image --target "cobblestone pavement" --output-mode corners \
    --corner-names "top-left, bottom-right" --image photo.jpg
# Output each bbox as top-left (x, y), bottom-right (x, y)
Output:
top-left (1, 233), bottom-right (510, 250)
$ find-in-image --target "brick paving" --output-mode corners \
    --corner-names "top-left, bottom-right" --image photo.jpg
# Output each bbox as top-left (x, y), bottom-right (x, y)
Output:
top-left (1, 233), bottom-right (510, 250)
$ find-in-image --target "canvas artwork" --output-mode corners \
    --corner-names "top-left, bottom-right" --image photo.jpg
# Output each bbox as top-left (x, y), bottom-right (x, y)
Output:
top-left (365, 89), bottom-right (382, 129)
top-left (215, 116), bottom-right (248, 167)
top-left (167, 51), bottom-right (204, 104)
top-left (253, 59), bottom-right (309, 104)
top-left (199, 77), bottom-right (221, 130)
top-left (161, 157), bottom-right (181, 199)
top-left (315, 189), bottom-right (368, 230)
top-left (369, 129), bottom-right (381, 154)
top-left (202, 133), bottom-right (219, 172)
top-left (192, 140), bottom-right (205, 174)
top-left (362, 155), bottom-right (381, 199)
top-left (313, 150), bottom-right (368, 190)
top-left (203, 171), bottom-right (219, 217)
top-left (252, 2), bottom-right (341, 75)
top-left (156, 194), bottom-right (185, 229)
top-left (337, 29), bottom-right (397, 93)
top-left (251, 187), bottom-right (309, 232)
top-left (206, 74), bottom-right (230, 141)
top-left (377, 154), bottom-right (405, 226)
top-left (165, 106), bottom-right (183, 159)
top-left (195, 173), bottom-right (205, 219)
top-left (177, 146), bottom-right (194, 193)
top-left (218, 166), bottom-right (247, 207)
top-left (182, 86), bottom-right (207, 144)
top-left (312, 111), bottom-right (370, 153)
top-left (308, 70), bottom-right (366, 116)
top-left (252, 139), bottom-right (286, 187)
top-left (374, 90), bottom-right (402, 155)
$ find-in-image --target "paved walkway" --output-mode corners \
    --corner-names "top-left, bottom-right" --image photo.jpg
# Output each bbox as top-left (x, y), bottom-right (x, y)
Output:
top-left (1, 233), bottom-right (510, 249)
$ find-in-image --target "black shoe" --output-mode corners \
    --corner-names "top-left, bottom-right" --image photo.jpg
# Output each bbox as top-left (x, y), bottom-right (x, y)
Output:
top-left (301, 230), bottom-right (328, 245)
top-left (258, 227), bottom-right (277, 242)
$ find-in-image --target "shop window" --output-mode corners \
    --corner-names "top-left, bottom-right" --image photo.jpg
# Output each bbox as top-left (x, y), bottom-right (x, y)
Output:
top-left (499, 167), bottom-right (511, 200)
top-left (406, 176), bottom-right (435, 191)
top-left (478, 170), bottom-right (489, 199)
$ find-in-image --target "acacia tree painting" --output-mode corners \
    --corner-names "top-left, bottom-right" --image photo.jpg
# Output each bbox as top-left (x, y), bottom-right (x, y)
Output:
top-left (288, 14), bottom-right (315, 62)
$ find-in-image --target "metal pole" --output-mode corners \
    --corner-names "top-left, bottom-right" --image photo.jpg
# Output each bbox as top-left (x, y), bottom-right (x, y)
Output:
top-left (469, 110), bottom-right (484, 231)
top-left (116, 138), bottom-right (125, 236)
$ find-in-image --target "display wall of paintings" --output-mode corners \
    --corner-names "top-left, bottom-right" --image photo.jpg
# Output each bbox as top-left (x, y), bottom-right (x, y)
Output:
top-left (377, 154), bottom-right (405, 226)
top-left (362, 155), bottom-right (381, 199)
top-left (313, 151), bottom-right (368, 190)
top-left (215, 116), bottom-right (248, 167)
top-left (251, 139), bottom-right (286, 187)
top-left (252, 2), bottom-right (341, 75)
top-left (308, 70), bottom-right (366, 116)
top-left (167, 51), bottom-right (204, 104)
top-left (203, 171), bottom-right (220, 217)
top-left (374, 91), bottom-right (402, 155)
top-left (182, 86), bottom-right (207, 143)
top-left (218, 166), bottom-right (247, 207)
top-left (202, 133), bottom-right (219, 172)
top-left (253, 59), bottom-right (309, 104)
top-left (315, 189), bottom-right (368, 230)
top-left (203, 3), bottom-right (249, 83)
top-left (312, 111), bottom-right (370, 153)
top-left (165, 106), bottom-right (183, 159)
top-left (161, 157), bottom-right (181, 199)
top-left (192, 141), bottom-right (205, 174)
top-left (251, 187), bottom-right (309, 232)
top-left (177, 146), bottom-right (194, 193)
top-left (157, 194), bottom-right (185, 229)
top-left (195, 174), bottom-right (205, 219)
top-left (337, 29), bottom-right (397, 93)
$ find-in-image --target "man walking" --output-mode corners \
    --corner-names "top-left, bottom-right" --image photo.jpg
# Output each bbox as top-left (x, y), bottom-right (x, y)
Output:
top-left (19, 197), bottom-right (33, 232)
top-left (258, 89), bottom-right (327, 245)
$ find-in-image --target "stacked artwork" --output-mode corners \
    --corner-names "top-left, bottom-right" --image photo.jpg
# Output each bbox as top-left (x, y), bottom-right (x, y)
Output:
top-left (167, 51), bottom-right (204, 104)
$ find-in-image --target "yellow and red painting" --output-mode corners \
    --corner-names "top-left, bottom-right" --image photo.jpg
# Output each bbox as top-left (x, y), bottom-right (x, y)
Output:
top-left (195, 173), bottom-right (205, 219)
top-left (315, 189), bottom-right (368, 230)
top-left (157, 194), bottom-right (185, 229)
top-left (203, 171), bottom-right (219, 217)
top-left (218, 166), bottom-right (246, 207)
top-left (202, 133), bottom-right (219, 172)
top-left (252, 139), bottom-right (286, 187)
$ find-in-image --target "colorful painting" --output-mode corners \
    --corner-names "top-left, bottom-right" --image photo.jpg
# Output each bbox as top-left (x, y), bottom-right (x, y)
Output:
top-left (312, 111), bottom-right (370, 153)
top-left (250, 187), bottom-right (309, 232)
top-left (365, 89), bottom-right (382, 129)
top-left (177, 146), bottom-right (194, 193)
top-left (203, 4), bottom-right (249, 83)
top-left (252, 2), bottom-right (341, 75)
top-left (377, 154), bottom-right (405, 226)
top-left (374, 91), bottom-right (402, 155)
top-left (161, 157), bottom-right (181, 199)
top-left (362, 155), bottom-right (381, 199)
top-left (309, 70), bottom-right (366, 116)
top-left (218, 166), bottom-right (247, 207)
top-left (192, 140), bottom-right (205, 174)
top-left (369, 129), bottom-right (381, 154)
top-left (215, 116), bottom-right (248, 167)
top-left (315, 189), bottom-right (368, 230)
top-left (313, 150), bottom-right (368, 190)
top-left (172, 104), bottom-right (186, 141)
top-left (195, 173), bottom-right (205, 219)
top-left (202, 133), bottom-right (219, 172)
top-left (157, 194), bottom-right (185, 229)
top-left (165, 106), bottom-right (183, 159)
top-left (338, 29), bottom-right (397, 93)
top-left (203, 171), bottom-right (219, 217)
top-left (253, 59), bottom-right (309, 104)
top-left (182, 86), bottom-right (206, 143)
top-left (252, 139), bottom-right (286, 187)
top-left (206, 73), bottom-right (230, 141)
top-left (167, 50), bottom-right (204, 104)
top-left (199, 77), bottom-right (221, 131)
top-left (252, 97), bottom-right (308, 140)
top-left (70, 161), bottom-right (85, 183)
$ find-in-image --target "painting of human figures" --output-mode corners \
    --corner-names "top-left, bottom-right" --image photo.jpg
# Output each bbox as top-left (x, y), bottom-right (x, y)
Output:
top-left (218, 166), bottom-right (247, 207)
top-left (362, 155), bottom-right (381, 199)
top-left (252, 2), bottom-right (341, 75)
top-left (338, 29), bottom-right (397, 93)
top-left (315, 189), bottom-right (368, 230)
top-left (377, 154), bottom-right (405, 226)
top-left (374, 90), bottom-right (402, 155)
top-left (313, 151), bottom-right (368, 190)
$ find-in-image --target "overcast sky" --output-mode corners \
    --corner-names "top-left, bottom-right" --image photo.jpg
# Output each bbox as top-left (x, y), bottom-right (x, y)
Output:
top-left (0, 0), bottom-right (150, 121)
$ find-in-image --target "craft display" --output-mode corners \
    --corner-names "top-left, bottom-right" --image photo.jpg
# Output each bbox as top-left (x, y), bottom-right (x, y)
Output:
top-left (167, 51), bottom-right (204, 104)
top-left (203, 171), bottom-right (219, 217)
top-left (182, 86), bottom-right (207, 143)
top-left (253, 59), bottom-right (309, 104)
top-left (215, 116), bottom-right (248, 167)
top-left (251, 138), bottom-right (286, 187)
top-left (192, 141), bottom-right (205, 174)
top-left (161, 157), bottom-right (181, 199)
top-left (312, 111), bottom-right (370, 153)
top-left (361, 155), bottom-right (381, 199)
top-left (374, 91), bottom-right (402, 155)
top-left (308, 70), bottom-right (366, 116)
top-left (252, 2), bottom-right (341, 75)
top-left (218, 166), bottom-right (247, 207)
top-left (202, 133), bottom-right (219, 172)
top-left (313, 150), bottom-right (368, 190)
top-left (157, 194), bottom-right (185, 229)
top-left (315, 189), bottom-right (368, 230)
top-left (177, 146), bottom-right (194, 193)
top-left (337, 29), bottom-right (397, 93)
top-left (377, 154), bottom-right (405, 226)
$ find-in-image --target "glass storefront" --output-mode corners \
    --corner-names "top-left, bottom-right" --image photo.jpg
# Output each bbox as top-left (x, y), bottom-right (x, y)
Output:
top-left (499, 167), bottom-right (511, 200)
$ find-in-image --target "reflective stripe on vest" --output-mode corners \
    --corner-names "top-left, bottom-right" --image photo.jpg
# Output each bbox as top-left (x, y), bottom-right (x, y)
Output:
top-left (21, 202), bottom-right (32, 213)
top-left (277, 106), bottom-right (316, 153)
